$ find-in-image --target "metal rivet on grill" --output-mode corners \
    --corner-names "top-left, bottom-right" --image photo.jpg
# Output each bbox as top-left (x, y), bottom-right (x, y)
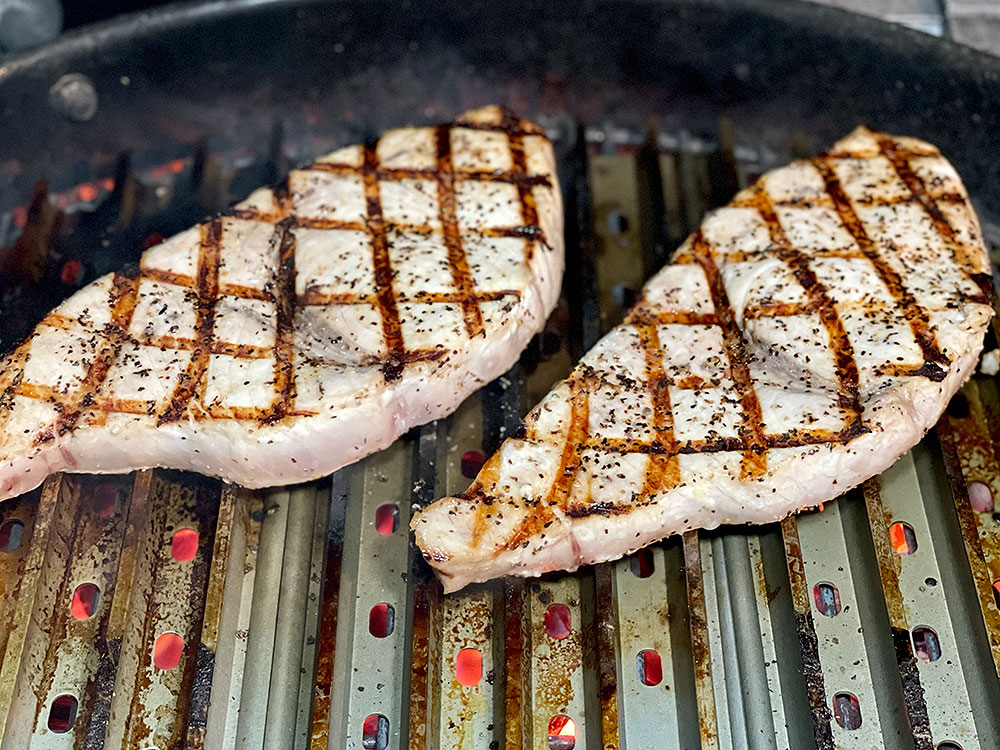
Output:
top-left (49, 73), bottom-right (99, 122)
top-left (70, 582), bottom-right (100, 621)
top-left (455, 648), bottom-right (482, 686)
top-left (946, 393), bottom-right (969, 419)
top-left (375, 504), bottom-right (399, 535)
top-left (636, 649), bottom-right (663, 686)
top-left (544, 603), bottom-right (572, 639)
top-left (47, 694), bottom-right (78, 733)
top-left (832, 692), bottom-right (862, 730)
top-left (912, 626), bottom-right (942, 662)
top-left (888, 521), bottom-right (918, 554)
top-left (170, 528), bottom-right (199, 562)
top-left (153, 632), bottom-right (184, 670)
top-left (369, 603), bottom-right (395, 638)
top-left (812, 582), bottom-right (842, 617)
top-left (460, 450), bottom-right (486, 479)
top-left (547, 715), bottom-right (577, 750)
top-left (967, 481), bottom-right (994, 513)
top-left (362, 714), bottom-right (389, 750)
top-left (629, 548), bottom-right (654, 578)
top-left (0, 519), bottom-right (25, 552)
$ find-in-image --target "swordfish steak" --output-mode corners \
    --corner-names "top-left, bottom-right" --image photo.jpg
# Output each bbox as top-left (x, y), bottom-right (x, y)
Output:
top-left (0, 106), bottom-right (563, 500)
top-left (413, 126), bottom-right (994, 593)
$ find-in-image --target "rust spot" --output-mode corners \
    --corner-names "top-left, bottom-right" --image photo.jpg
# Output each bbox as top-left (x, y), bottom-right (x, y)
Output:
top-left (593, 565), bottom-right (620, 750)
top-left (682, 532), bottom-right (718, 745)
top-left (936, 413), bottom-right (1000, 677)
top-left (311, 531), bottom-right (344, 748)
top-left (496, 579), bottom-right (526, 748)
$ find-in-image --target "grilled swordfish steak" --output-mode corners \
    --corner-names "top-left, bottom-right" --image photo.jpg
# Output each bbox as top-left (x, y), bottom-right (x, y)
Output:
top-left (0, 106), bottom-right (563, 501)
top-left (413, 126), bottom-right (994, 593)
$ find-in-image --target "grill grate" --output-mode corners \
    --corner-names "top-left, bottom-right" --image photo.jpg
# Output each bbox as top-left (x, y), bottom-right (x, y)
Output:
top-left (1, 116), bottom-right (999, 750)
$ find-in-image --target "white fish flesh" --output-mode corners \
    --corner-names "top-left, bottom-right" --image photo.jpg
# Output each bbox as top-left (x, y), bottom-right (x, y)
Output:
top-left (0, 105), bottom-right (564, 500)
top-left (412, 126), bottom-right (993, 593)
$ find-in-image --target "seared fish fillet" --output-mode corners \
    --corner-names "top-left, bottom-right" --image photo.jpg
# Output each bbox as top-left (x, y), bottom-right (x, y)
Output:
top-left (0, 106), bottom-right (563, 500)
top-left (413, 127), bottom-right (993, 593)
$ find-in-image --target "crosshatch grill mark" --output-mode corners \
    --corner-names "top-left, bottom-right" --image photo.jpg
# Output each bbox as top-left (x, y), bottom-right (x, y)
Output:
top-left (3, 124), bottom-right (988, 478)
top-left (435, 124), bottom-right (486, 340)
top-left (265, 218), bottom-right (298, 424)
top-left (158, 219), bottom-right (222, 425)
top-left (461, 133), bottom-right (993, 550)
top-left (738, 186), bottom-right (866, 433)
top-left (690, 229), bottom-right (770, 480)
top-left (38, 272), bottom-right (140, 441)
top-left (2, 110), bottom-right (557, 435)
top-left (503, 376), bottom-right (592, 551)
top-left (636, 320), bottom-right (681, 499)
top-left (812, 156), bottom-right (950, 380)
top-left (361, 141), bottom-right (408, 381)
top-left (876, 136), bottom-right (987, 282)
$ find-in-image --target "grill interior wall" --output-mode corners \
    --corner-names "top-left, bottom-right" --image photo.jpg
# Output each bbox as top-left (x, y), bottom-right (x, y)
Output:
top-left (0, 118), bottom-right (999, 749)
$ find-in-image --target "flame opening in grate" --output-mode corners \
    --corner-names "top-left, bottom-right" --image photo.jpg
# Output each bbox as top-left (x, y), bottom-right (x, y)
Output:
top-left (170, 528), bottom-right (199, 562)
top-left (375, 504), bottom-right (399, 535)
top-left (47, 695), bottom-right (78, 733)
top-left (833, 692), bottom-right (862, 730)
top-left (912, 626), bottom-right (942, 663)
top-left (455, 648), bottom-right (482, 686)
top-left (813, 581), bottom-right (842, 617)
top-left (153, 632), bottom-right (184, 670)
top-left (70, 582), bottom-right (100, 620)
top-left (637, 649), bottom-right (663, 686)
top-left (889, 521), bottom-right (918, 554)
top-left (547, 715), bottom-right (577, 750)
top-left (362, 714), bottom-right (389, 750)
top-left (369, 603), bottom-right (395, 638)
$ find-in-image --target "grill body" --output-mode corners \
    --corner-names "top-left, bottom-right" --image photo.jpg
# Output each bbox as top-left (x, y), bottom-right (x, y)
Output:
top-left (0, 1), bottom-right (999, 748)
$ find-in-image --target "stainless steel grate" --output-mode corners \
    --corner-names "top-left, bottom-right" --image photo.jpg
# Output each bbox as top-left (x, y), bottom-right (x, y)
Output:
top-left (1, 117), bottom-right (998, 750)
